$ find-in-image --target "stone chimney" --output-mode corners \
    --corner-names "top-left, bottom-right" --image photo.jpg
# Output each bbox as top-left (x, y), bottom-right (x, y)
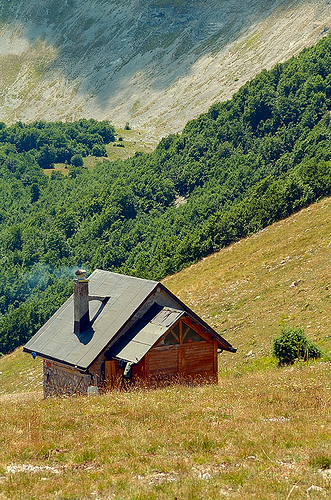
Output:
top-left (74, 269), bottom-right (90, 334)
top-left (73, 270), bottom-right (109, 334)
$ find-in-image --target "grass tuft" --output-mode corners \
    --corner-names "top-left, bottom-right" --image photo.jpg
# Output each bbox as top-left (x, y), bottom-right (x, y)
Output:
top-left (309, 454), bottom-right (331, 470)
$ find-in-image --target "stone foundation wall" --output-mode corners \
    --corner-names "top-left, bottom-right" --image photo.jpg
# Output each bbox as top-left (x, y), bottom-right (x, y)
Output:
top-left (43, 360), bottom-right (92, 398)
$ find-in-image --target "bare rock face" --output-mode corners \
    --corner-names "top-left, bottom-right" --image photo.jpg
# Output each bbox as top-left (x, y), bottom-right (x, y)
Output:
top-left (0, 0), bottom-right (331, 138)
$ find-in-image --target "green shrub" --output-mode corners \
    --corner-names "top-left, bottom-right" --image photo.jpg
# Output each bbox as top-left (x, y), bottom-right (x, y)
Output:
top-left (70, 154), bottom-right (83, 167)
top-left (91, 143), bottom-right (106, 157)
top-left (272, 327), bottom-right (321, 365)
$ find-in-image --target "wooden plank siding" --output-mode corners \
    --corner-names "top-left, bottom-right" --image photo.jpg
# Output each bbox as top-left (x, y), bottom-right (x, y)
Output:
top-left (149, 345), bottom-right (179, 379)
top-left (184, 341), bottom-right (214, 375)
top-left (148, 339), bottom-right (217, 383)
top-left (104, 318), bottom-right (218, 389)
top-left (105, 359), bottom-right (119, 388)
top-left (132, 357), bottom-right (146, 379)
top-left (179, 345), bottom-right (186, 377)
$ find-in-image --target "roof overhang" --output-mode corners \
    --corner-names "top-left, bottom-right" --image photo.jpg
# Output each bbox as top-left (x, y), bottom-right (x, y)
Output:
top-left (109, 305), bottom-right (185, 363)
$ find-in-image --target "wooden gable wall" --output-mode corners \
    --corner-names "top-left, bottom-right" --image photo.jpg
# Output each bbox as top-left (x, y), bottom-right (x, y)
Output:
top-left (104, 316), bottom-right (218, 390)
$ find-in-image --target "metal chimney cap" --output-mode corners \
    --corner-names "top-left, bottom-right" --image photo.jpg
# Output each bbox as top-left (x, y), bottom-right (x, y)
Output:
top-left (75, 269), bottom-right (87, 277)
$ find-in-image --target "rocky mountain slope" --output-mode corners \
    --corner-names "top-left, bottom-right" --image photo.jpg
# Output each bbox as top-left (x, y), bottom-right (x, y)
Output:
top-left (1, 0), bottom-right (331, 138)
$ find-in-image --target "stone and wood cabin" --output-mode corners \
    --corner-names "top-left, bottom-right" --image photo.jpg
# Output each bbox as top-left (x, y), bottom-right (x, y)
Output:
top-left (24, 269), bottom-right (236, 397)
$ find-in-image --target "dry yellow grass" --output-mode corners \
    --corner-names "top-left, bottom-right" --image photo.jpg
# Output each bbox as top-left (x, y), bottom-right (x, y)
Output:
top-left (0, 363), bottom-right (330, 499)
top-left (0, 347), bottom-right (42, 395)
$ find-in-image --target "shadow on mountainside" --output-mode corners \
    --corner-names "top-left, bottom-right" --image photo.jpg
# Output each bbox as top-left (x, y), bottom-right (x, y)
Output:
top-left (0, 0), bottom-right (329, 131)
top-left (0, 3), bottom-right (290, 94)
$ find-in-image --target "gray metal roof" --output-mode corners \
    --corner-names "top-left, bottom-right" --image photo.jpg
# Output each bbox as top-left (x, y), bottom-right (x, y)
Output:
top-left (24, 269), bottom-right (236, 369)
top-left (109, 304), bottom-right (185, 363)
top-left (24, 269), bottom-right (158, 370)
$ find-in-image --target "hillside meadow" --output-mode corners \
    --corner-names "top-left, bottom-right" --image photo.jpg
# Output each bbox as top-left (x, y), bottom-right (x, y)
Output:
top-left (0, 364), bottom-right (330, 500)
top-left (0, 197), bottom-right (330, 499)
top-left (164, 196), bottom-right (331, 371)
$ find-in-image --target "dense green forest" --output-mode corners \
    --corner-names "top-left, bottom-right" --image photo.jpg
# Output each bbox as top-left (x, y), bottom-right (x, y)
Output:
top-left (1, 37), bottom-right (331, 355)
top-left (0, 118), bottom-right (115, 169)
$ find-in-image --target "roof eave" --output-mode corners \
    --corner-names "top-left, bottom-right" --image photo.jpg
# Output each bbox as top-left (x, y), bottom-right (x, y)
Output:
top-left (22, 347), bottom-right (90, 372)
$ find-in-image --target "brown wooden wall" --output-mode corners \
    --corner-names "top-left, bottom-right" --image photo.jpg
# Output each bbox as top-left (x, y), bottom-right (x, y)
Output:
top-left (104, 339), bottom-right (218, 390)
top-left (148, 340), bottom-right (217, 382)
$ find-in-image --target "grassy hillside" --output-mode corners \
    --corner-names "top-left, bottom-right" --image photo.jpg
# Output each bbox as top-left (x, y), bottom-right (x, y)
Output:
top-left (164, 196), bottom-right (331, 371)
top-left (0, 347), bottom-right (42, 396)
top-left (0, 0), bottom-right (331, 137)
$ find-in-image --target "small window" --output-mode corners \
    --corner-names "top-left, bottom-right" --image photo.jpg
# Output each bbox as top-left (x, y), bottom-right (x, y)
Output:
top-left (182, 324), bottom-right (204, 343)
top-left (158, 324), bottom-right (179, 346)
